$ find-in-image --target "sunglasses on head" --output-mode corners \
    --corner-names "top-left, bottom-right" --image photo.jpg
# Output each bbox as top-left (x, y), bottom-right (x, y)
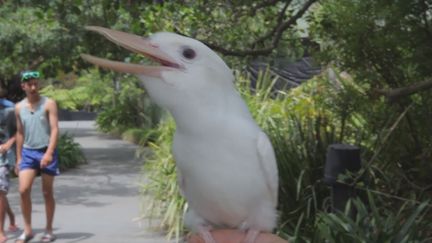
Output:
top-left (21, 71), bottom-right (40, 82)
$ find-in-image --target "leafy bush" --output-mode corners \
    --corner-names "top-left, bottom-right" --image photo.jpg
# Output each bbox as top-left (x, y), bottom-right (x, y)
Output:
top-left (314, 193), bottom-right (431, 242)
top-left (96, 75), bottom-right (164, 135)
top-left (122, 128), bottom-right (147, 145)
top-left (311, 0), bottom-right (432, 198)
top-left (41, 69), bottom-right (113, 111)
top-left (121, 127), bottom-right (162, 146)
top-left (139, 118), bottom-right (185, 240)
top-left (57, 133), bottom-right (86, 171)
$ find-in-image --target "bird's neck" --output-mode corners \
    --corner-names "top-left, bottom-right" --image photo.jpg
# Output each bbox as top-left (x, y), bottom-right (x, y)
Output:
top-left (170, 94), bottom-right (253, 136)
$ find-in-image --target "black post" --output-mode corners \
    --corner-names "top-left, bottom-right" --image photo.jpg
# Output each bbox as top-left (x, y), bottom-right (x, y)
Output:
top-left (324, 144), bottom-right (361, 216)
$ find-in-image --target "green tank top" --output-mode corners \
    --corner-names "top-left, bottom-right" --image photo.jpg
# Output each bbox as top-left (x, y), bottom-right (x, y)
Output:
top-left (19, 97), bottom-right (51, 149)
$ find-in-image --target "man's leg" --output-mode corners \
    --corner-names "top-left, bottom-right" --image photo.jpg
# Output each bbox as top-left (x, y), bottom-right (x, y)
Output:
top-left (5, 197), bottom-right (16, 228)
top-left (18, 169), bottom-right (37, 236)
top-left (0, 192), bottom-right (7, 242)
top-left (0, 165), bottom-right (9, 242)
top-left (41, 173), bottom-right (55, 234)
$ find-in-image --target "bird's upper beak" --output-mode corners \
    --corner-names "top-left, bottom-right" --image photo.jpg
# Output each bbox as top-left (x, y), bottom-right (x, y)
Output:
top-left (81, 26), bottom-right (181, 78)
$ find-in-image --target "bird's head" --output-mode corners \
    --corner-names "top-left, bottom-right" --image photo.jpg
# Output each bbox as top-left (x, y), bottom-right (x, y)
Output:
top-left (81, 26), bottom-right (235, 111)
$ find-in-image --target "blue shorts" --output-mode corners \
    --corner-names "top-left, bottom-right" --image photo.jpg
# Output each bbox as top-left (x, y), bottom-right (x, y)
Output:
top-left (20, 147), bottom-right (60, 176)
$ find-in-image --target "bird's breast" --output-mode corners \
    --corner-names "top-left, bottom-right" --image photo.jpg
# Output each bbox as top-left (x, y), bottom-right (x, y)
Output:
top-left (172, 123), bottom-right (269, 227)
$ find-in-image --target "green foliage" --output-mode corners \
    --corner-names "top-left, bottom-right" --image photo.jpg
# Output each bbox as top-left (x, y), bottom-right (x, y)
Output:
top-left (122, 127), bottom-right (160, 146)
top-left (140, 68), bottom-right (432, 241)
top-left (310, 0), bottom-right (432, 200)
top-left (2, 1), bottom-right (431, 241)
top-left (0, 0), bottom-right (314, 85)
top-left (40, 69), bottom-right (113, 111)
top-left (137, 1), bottom-right (308, 63)
top-left (314, 193), bottom-right (431, 242)
top-left (139, 117), bottom-right (186, 240)
top-left (121, 128), bottom-right (146, 145)
top-left (240, 70), bottom-right (360, 239)
top-left (0, 4), bottom-right (62, 78)
top-left (57, 133), bottom-right (86, 171)
top-left (95, 75), bottom-right (164, 134)
top-left (0, 0), bottom-right (142, 76)
top-left (0, 0), bottom-right (145, 100)
top-left (311, 0), bottom-right (432, 86)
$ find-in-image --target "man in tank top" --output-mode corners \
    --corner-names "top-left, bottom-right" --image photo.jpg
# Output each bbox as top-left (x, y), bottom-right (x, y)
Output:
top-left (15, 71), bottom-right (59, 243)
top-left (0, 88), bottom-right (18, 243)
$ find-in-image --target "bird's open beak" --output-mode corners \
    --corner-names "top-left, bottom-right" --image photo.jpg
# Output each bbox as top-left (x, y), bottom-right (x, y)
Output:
top-left (81, 26), bottom-right (180, 78)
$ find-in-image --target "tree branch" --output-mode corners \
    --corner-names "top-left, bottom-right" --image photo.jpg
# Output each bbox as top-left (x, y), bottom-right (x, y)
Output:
top-left (201, 0), bottom-right (318, 57)
top-left (270, 0), bottom-right (316, 48)
top-left (420, 0), bottom-right (432, 39)
top-left (374, 78), bottom-right (432, 101)
top-left (249, 0), bottom-right (283, 16)
top-left (28, 56), bottom-right (44, 70)
top-left (252, 0), bottom-right (292, 47)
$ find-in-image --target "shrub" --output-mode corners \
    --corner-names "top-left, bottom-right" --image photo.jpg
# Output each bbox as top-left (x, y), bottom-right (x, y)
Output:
top-left (139, 118), bottom-right (185, 240)
top-left (314, 193), bottom-right (431, 242)
top-left (57, 133), bottom-right (86, 171)
top-left (96, 75), bottom-right (164, 135)
top-left (41, 69), bottom-right (113, 111)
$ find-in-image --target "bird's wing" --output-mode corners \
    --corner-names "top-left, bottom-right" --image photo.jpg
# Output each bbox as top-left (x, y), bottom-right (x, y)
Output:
top-left (257, 131), bottom-right (279, 205)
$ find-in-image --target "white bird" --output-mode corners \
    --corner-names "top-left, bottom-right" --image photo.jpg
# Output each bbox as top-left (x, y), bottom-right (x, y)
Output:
top-left (82, 26), bottom-right (279, 243)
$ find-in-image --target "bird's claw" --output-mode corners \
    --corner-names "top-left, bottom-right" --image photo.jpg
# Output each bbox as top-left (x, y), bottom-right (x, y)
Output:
top-left (198, 226), bottom-right (216, 243)
top-left (242, 229), bottom-right (260, 243)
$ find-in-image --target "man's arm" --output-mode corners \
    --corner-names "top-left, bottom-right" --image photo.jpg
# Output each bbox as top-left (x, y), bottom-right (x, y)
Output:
top-left (15, 103), bottom-right (24, 172)
top-left (0, 134), bottom-right (16, 154)
top-left (45, 98), bottom-right (59, 157)
top-left (0, 108), bottom-right (17, 154)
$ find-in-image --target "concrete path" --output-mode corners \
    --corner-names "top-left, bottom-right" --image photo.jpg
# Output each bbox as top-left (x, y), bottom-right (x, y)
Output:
top-left (6, 121), bottom-right (171, 243)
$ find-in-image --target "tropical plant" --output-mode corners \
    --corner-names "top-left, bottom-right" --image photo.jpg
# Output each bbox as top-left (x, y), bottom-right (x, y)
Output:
top-left (310, 0), bottom-right (432, 194)
top-left (57, 133), bottom-right (87, 171)
top-left (40, 69), bottom-right (113, 111)
top-left (314, 193), bottom-right (431, 243)
top-left (139, 117), bottom-right (185, 240)
top-left (95, 74), bottom-right (164, 135)
top-left (247, 69), bottom-right (373, 239)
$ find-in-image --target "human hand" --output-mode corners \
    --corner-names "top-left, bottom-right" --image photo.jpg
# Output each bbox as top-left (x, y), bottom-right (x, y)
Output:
top-left (0, 144), bottom-right (6, 154)
top-left (187, 229), bottom-right (288, 243)
top-left (0, 140), bottom-right (13, 154)
top-left (14, 164), bottom-right (20, 176)
top-left (40, 153), bottom-right (53, 168)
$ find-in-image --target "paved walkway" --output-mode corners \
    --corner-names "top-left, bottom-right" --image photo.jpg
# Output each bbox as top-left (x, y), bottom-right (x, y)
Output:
top-left (6, 121), bottom-right (171, 243)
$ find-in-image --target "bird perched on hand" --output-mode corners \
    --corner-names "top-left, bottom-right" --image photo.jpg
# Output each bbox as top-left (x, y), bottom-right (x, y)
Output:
top-left (82, 26), bottom-right (279, 243)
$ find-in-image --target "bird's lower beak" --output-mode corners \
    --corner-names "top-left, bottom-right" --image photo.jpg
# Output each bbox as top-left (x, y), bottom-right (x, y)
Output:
top-left (81, 26), bottom-right (180, 78)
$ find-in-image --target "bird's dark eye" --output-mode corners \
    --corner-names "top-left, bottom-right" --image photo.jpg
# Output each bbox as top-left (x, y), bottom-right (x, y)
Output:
top-left (182, 48), bottom-right (196, 60)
